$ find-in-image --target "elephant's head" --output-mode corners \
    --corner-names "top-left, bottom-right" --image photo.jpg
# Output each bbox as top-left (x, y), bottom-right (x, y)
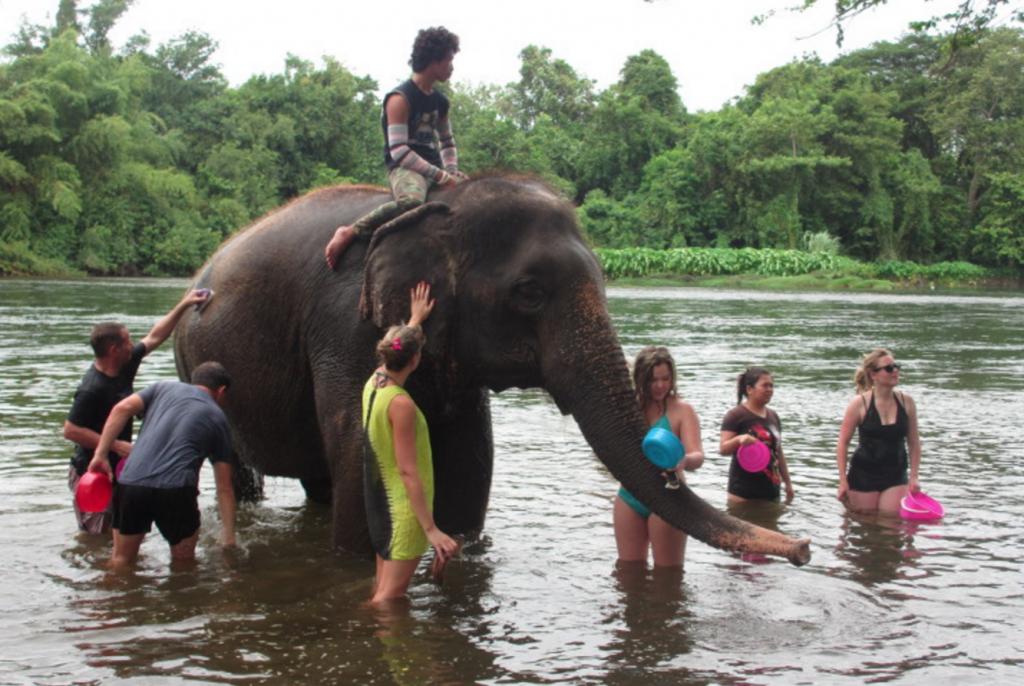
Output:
top-left (359, 175), bottom-right (810, 565)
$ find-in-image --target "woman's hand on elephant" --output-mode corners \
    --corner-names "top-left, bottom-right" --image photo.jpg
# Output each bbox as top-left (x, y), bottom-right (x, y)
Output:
top-left (450, 170), bottom-right (469, 182)
top-left (408, 282), bottom-right (435, 328)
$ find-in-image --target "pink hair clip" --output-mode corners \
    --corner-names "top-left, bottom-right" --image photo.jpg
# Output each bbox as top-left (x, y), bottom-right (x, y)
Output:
top-left (392, 339), bottom-right (403, 351)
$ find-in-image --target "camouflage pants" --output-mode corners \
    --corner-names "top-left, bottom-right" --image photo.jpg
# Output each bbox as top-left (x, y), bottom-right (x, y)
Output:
top-left (352, 167), bottom-right (433, 238)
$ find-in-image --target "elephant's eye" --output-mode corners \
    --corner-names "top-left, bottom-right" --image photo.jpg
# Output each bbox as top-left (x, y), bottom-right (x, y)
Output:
top-left (511, 279), bottom-right (546, 313)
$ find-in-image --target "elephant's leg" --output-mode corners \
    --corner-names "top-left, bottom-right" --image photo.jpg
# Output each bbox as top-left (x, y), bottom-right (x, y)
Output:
top-left (430, 389), bottom-right (493, 538)
top-left (232, 461), bottom-right (264, 502)
top-left (300, 477), bottom-right (332, 504)
top-left (329, 432), bottom-right (371, 553)
top-left (316, 395), bottom-right (373, 554)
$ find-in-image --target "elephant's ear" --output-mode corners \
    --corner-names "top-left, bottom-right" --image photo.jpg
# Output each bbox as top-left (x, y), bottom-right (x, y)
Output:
top-left (359, 201), bottom-right (455, 328)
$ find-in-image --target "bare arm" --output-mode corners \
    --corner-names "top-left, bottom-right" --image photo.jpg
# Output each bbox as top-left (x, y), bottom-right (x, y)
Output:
top-left (776, 441), bottom-right (795, 501)
top-left (212, 461), bottom-right (237, 547)
top-left (389, 395), bottom-right (458, 561)
top-left (675, 402), bottom-right (705, 472)
top-left (903, 393), bottom-right (922, 493)
top-left (63, 420), bottom-right (132, 459)
top-left (89, 393), bottom-right (145, 477)
top-left (835, 395), bottom-right (866, 501)
top-left (139, 290), bottom-right (209, 353)
top-left (719, 429), bottom-right (758, 456)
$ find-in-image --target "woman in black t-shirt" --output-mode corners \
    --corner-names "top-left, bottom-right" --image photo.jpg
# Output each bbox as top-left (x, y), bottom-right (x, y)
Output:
top-left (719, 367), bottom-right (795, 502)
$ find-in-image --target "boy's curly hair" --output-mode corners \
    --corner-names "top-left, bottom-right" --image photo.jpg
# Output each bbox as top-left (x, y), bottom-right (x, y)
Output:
top-left (410, 27), bottom-right (460, 72)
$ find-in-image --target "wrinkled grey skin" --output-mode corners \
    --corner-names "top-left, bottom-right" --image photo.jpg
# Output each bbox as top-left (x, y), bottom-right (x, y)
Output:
top-left (174, 176), bottom-right (811, 565)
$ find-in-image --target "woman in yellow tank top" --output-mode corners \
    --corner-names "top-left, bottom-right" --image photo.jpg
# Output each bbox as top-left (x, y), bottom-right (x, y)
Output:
top-left (363, 282), bottom-right (459, 603)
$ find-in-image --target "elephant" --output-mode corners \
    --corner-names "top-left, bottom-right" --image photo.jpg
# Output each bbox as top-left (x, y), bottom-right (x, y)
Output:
top-left (173, 175), bottom-right (811, 565)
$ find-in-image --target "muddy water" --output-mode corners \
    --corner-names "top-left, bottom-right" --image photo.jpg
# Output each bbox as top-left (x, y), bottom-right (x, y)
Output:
top-left (1, 278), bottom-right (1022, 685)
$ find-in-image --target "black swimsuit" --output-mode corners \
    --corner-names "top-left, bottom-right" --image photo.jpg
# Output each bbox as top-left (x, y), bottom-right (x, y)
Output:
top-left (847, 393), bottom-right (909, 492)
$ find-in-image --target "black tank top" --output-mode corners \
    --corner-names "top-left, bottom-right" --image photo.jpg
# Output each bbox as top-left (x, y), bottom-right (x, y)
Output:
top-left (850, 392), bottom-right (909, 479)
top-left (381, 79), bottom-right (449, 170)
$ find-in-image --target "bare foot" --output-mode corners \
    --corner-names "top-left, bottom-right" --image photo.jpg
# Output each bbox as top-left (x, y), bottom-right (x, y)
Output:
top-left (325, 225), bottom-right (356, 269)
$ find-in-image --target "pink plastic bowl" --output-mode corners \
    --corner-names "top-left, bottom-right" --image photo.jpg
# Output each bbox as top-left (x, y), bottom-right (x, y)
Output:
top-left (736, 440), bottom-right (770, 472)
top-left (75, 471), bottom-right (112, 513)
top-left (900, 491), bottom-right (944, 520)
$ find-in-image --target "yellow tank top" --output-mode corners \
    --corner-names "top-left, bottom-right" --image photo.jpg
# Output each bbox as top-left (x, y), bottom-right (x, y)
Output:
top-left (362, 377), bottom-right (434, 559)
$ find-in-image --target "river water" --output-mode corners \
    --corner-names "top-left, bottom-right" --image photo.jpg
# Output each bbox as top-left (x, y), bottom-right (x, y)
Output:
top-left (1, 278), bottom-right (1022, 685)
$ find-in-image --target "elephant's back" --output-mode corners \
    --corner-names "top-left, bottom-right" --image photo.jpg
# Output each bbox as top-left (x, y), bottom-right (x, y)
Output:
top-left (202, 185), bottom-right (389, 280)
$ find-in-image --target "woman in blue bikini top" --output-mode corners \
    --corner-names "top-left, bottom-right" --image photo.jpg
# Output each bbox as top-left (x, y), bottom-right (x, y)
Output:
top-left (613, 346), bottom-right (706, 569)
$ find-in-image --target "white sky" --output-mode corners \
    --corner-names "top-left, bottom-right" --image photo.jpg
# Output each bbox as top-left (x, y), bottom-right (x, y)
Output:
top-left (0, 0), bottom-right (969, 112)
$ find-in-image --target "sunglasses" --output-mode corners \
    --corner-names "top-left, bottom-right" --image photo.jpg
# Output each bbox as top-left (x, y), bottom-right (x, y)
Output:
top-left (874, 363), bottom-right (902, 373)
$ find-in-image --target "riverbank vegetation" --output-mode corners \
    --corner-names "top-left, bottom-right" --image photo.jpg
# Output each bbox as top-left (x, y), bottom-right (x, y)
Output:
top-left (595, 246), bottom-right (1008, 290)
top-left (2, 1), bottom-right (1023, 286)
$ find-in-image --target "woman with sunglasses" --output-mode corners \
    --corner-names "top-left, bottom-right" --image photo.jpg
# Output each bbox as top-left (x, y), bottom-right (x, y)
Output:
top-left (835, 349), bottom-right (922, 513)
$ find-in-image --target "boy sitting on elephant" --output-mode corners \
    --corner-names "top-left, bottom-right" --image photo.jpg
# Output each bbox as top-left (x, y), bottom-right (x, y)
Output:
top-left (325, 26), bottom-right (469, 269)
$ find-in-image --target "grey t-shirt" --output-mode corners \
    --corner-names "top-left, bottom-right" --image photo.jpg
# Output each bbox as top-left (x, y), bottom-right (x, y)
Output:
top-left (118, 382), bottom-right (233, 489)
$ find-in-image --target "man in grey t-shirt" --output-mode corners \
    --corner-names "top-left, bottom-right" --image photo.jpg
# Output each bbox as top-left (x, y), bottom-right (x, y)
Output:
top-left (89, 362), bottom-right (236, 567)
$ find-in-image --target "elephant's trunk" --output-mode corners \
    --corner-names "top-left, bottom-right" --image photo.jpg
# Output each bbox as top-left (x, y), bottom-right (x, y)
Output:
top-left (545, 281), bottom-right (811, 566)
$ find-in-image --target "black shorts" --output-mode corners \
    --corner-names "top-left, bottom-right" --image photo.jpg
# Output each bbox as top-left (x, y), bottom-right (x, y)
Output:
top-left (847, 460), bottom-right (908, 493)
top-left (113, 484), bottom-right (201, 546)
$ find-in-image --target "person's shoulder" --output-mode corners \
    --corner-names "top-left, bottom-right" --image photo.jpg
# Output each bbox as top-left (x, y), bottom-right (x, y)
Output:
top-left (140, 380), bottom-right (188, 399)
top-left (667, 396), bottom-right (697, 417)
top-left (720, 404), bottom-right (747, 429)
top-left (71, 367), bottom-right (103, 396)
top-left (722, 404), bottom-right (747, 420)
top-left (390, 79), bottom-right (416, 97)
top-left (848, 391), bottom-right (869, 409)
top-left (389, 390), bottom-right (415, 408)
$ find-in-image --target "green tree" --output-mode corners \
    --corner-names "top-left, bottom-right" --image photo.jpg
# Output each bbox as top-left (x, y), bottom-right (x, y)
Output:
top-left (927, 28), bottom-right (1024, 218)
top-left (577, 50), bottom-right (687, 200)
top-left (510, 45), bottom-right (594, 131)
top-left (773, 0), bottom-right (1024, 48)
top-left (970, 171), bottom-right (1024, 265)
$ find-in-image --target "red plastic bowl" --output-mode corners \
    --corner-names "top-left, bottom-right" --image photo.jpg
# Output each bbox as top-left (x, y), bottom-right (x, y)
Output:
top-left (736, 440), bottom-right (770, 472)
top-left (75, 471), bottom-right (112, 513)
top-left (899, 491), bottom-right (944, 520)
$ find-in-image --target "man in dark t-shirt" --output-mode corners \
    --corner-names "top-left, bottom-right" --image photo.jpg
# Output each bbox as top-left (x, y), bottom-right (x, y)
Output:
top-left (64, 289), bottom-right (210, 533)
top-left (88, 362), bottom-right (235, 567)
top-left (324, 26), bottom-right (469, 268)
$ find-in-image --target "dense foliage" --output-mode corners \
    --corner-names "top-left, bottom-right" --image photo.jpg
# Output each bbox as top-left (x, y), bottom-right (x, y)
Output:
top-left (2, 1), bottom-right (1024, 276)
top-left (595, 247), bottom-right (990, 285)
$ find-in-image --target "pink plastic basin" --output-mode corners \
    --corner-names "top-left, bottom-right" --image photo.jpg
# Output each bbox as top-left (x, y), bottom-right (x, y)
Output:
top-left (900, 491), bottom-right (944, 520)
top-left (75, 471), bottom-right (112, 513)
top-left (736, 440), bottom-right (770, 472)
